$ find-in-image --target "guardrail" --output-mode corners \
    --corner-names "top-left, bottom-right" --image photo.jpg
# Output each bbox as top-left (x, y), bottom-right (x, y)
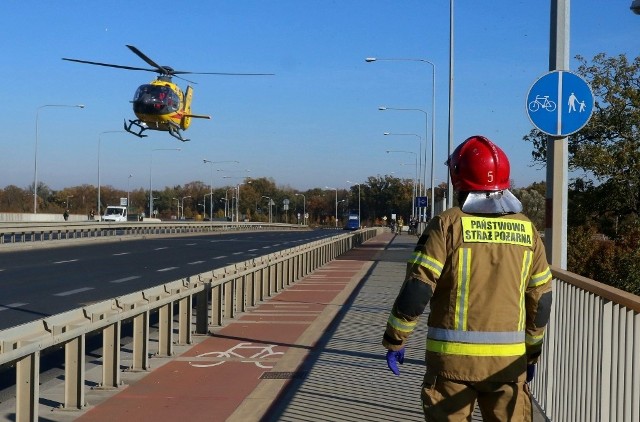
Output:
top-left (0, 221), bottom-right (308, 246)
top-left (532, 267), bottom-right (640, 422)
top-left (0, 228), bottom-right (381, 421)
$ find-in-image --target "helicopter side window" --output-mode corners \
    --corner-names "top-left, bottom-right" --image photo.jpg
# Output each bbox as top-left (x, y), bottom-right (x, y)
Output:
top-left (167, 91), bottom-right (179, 112)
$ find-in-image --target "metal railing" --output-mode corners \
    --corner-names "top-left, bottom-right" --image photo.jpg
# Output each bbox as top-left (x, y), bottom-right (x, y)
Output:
top-left (0, 228), bottom-right (381, 421)
top-left (0, 221), bottom-right (308, 246)
top-left (532, 266), bottom-right (640, 422)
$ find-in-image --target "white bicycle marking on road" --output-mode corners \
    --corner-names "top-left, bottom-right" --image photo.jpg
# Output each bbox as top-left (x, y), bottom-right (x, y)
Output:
top-left (188, 342), bottom-right (284, 369)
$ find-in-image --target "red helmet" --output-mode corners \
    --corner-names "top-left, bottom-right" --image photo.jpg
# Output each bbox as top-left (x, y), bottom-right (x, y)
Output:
top-left (448, 136), bottom-right (510, 191)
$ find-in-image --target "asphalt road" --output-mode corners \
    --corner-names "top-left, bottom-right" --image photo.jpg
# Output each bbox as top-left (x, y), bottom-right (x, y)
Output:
top-left (0, 229), bottom-right (340, 329)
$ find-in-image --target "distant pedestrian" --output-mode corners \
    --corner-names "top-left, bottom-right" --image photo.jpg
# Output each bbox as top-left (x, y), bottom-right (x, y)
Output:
top-left (63, 210), bottom-right (69, 221)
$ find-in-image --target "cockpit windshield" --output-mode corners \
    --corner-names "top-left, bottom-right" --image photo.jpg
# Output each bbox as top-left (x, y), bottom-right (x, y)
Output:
top-left (132, 84), bottom-right (179, 114)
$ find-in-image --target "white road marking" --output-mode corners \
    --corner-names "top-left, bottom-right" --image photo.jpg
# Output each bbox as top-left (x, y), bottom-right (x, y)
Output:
top-left (232, 252), bottom-right (243, 255)
top-left (53, 259), bottom-right (78, 264)
top-left (248, 249), bottom-right (258, 252)
top-left (109, 276), bottom-right (140, 284)
top-left (155, 247), bottom-right (168, 251)
top-left (0, 303), bottom-right (28, 312)
top-left (54, 287), bottom-right (94, 297)
top-left (262, 246), bottom-right (271, 249)
top-left (113, 252), bottom-right (130, 256)
top-left (213, 256), bottom-right (227, 260)
top-left (157, 267), bottom-right (178, 272)
top-left (188, 261), bottom-right (205, 265)
top-left (185, 243), bottom-right (197, 246)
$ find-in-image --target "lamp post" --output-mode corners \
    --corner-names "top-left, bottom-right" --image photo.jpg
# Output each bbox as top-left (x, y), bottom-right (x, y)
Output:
top-left (223, 175), bottom-right (251, 222)
top-left (294, 193), bottom-right (306, 225)
top-left (172, 197), bottom-right (180, 218)
top-left (204, 193), bottom-right (213, 219)
top-left (203, 159), bottom-right (239, 221)
top-left (324, 186), bottom-right (338, 228)
top-left (379, 107), bottom-right (430, 218)
top-left (365, 56), bottom-right (436, 216)
top-left (387, 150), bottom-right (418, 219)
top-left (261, 196), bottom-right (272, 223)
top-left (224, 188), bottom-right (235, 219)
top-left (346, 181), bottom-right (361, 228)
top-left (150, 148), bottom-right (180, 218)
top-left (383, 131), bottom-right (424, 219)
top-left (127, 174), bottom-right (133, 214)
top-left (98, 130), bottom-right (126, 216)
top-left (33, 104), bottom-right (85, 213)
top-left (66, 195), bottom-right (74, 209)
top-left (180, 195), bottom-right (191, 220)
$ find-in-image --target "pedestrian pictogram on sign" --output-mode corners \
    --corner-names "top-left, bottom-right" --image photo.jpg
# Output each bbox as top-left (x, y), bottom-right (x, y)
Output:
top-left (526, 70), bottom-right (594, 137)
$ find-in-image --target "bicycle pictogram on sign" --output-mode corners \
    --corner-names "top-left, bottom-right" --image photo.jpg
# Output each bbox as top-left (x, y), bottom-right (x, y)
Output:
top-left (188, 342), bottom-right (284, 369)
top-left (528, 95), bottom-right (557, 113)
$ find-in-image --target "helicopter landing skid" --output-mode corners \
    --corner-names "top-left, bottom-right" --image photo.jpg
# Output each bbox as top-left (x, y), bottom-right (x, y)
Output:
top-left (124, 119), bottom-right (148, 138)
top-left (167, 122), bottom-right (190, 142)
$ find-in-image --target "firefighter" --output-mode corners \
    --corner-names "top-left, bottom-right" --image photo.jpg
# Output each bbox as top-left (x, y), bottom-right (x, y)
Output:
top-left (382, 135), bottom-right (553, 421)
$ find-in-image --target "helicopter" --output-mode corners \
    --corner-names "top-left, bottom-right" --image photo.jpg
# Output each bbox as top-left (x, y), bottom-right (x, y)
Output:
top-left (63, 45), bottom-right (273, 142)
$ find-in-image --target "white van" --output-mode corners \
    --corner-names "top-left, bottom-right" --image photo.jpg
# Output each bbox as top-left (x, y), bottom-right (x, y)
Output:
top-left (102, 206), bottom-right (128, 222)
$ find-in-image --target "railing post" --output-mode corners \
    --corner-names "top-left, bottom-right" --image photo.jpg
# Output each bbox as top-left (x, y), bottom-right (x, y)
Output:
top-left (16, 351), bottom-right (40, 422)
top-left (195, 283), bottom-right (210, 334)
top-left (63, 334), bottom-right (86, 410)
top-left (157, 303), bottom-right (174, 356)
top-left (131, 311), bottom-right (150, 371)
top-left (177, 295), bottom-right (192, 345)
top-left (100, 321), bottom-right (121, 389)
top-left (210, 283), bottom-right (222, 327)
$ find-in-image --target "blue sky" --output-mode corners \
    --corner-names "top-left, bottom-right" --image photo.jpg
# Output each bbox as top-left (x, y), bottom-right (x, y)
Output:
top-left (1, 1), bottom-right (638, 193)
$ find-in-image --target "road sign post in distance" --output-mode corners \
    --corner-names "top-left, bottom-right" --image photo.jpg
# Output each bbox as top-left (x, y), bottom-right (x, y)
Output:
top-left (526, 70), bottom-right (594, 137)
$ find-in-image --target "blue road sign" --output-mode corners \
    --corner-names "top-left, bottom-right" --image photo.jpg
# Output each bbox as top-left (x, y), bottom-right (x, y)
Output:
top-left (416, 196), bottom-right (428, 207)
top-left (526, 70), bottom-right (594, 137)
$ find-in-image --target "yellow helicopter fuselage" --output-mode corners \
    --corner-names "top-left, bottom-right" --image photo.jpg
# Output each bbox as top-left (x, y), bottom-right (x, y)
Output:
top-left (131, 79), bottom-right (189, 131)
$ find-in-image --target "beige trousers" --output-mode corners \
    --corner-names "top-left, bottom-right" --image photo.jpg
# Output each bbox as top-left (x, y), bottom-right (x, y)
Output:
top-left (421, 375), bottom-right (533, 421)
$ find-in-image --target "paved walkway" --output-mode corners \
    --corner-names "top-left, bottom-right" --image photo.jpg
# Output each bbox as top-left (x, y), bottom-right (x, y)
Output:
top-left (30, 232), bottom-right (546, 422)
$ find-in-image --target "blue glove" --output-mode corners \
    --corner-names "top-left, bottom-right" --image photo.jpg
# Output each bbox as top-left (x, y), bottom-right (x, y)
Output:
top-left (526, 364), bottom-right (536, 383)
top-left (386, 348), bottom-right (405, 376)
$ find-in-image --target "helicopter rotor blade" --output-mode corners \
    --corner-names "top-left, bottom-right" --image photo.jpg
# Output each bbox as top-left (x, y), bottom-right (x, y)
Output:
top-left (172, 70), bottom-right (275, 76)
top-left (126, 45), bottom-right (171, 75)
top-left (62, 58), bottom-right (158, 73)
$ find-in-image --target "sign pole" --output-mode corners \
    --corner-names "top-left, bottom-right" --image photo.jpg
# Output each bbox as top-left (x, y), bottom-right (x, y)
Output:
top-left (547, 0), bottom-right (570, 269)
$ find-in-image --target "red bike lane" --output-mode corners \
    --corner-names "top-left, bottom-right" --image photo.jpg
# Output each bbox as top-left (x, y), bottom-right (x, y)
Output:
top-left (77, 233), bottom-right (393, 422)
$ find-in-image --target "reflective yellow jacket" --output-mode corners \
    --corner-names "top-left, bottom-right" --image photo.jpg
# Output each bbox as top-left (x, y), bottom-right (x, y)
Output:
top-left (383, 207), bottom-right (553, 382)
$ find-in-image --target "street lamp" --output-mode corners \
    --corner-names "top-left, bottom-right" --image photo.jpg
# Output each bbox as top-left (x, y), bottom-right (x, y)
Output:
top-left (33, 104), bottom-right (85, 213)
top-left (172, 197), bottom-right (180, 218)
top-left (66, 195), bottom-right (74, 209)
top-left (379, 106), bottom-right (431, 219)
top-left (150, 148), bottom-right (180, 218)
top-left (203, 159), bottom-right (239, 221)
top-left (180, 195), bottom-right (191, 220)
top-left (294, 193), bottom-right (306, 225)
top-left (223, 175), bottom-right (251, 222)
top-left (261, 195), bottom-right (272, 223)
top-left (347, 181), bottom-right (361, 228)
top-left (98, 130), bottom-right (126, 216)
top-left (386, 150), bottom-right (418, 219)
top-left (127, 174), bottom-right (133, 214)
top-left (324, 186), bottom-right (338, 228)
top-left (366, 56), bottom-right (436, 216)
